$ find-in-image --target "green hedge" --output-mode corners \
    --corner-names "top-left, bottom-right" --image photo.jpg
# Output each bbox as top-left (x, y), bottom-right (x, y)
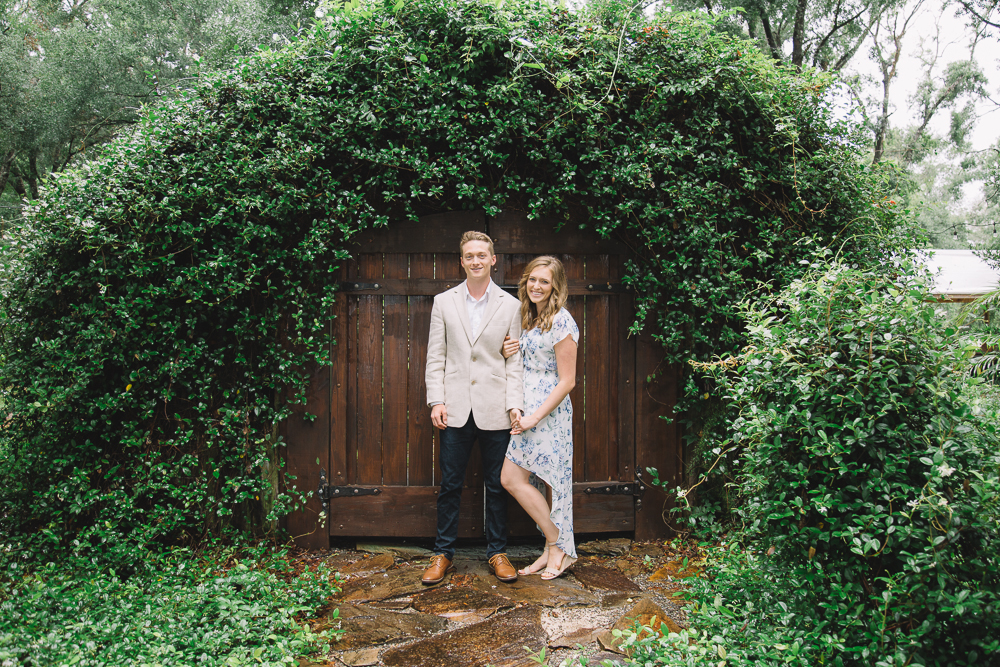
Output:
top-left (670, 256), bottom-right (1000, 665)
top-left (0, 0), bottom-right (916, 567)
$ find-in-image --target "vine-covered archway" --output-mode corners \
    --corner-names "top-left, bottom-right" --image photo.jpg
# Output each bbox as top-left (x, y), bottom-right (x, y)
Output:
top-left (0, 0), bottom-right (914, 562)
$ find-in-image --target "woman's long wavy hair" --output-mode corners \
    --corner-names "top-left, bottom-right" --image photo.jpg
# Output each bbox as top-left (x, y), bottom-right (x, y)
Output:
top-left (518, 256), bottom-right (568, 333)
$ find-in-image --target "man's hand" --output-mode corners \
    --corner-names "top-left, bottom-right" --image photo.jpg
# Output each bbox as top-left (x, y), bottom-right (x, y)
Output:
top-left (431, 404), bottom-right (448, 430)
top-left (501, 335), bottom-right (520, 359)
top-left (509, 408), bottom-right (522, 435)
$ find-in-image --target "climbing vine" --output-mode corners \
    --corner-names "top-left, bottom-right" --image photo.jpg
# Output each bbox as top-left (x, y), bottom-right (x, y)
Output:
top-left (0, 0), bottom-right (917, 566)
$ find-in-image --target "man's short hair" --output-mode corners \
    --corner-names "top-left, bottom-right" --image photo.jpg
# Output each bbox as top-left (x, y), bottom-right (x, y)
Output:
top-left (459, 231), bottom-right (495, 256)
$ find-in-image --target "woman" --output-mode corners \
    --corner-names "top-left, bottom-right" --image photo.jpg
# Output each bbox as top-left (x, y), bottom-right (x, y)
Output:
top-left (501, 255), bottom-right (579, 580)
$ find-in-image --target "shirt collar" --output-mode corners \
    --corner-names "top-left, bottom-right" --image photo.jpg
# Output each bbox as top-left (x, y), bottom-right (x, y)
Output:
top-left (463, 279), bottom-right (492, 303)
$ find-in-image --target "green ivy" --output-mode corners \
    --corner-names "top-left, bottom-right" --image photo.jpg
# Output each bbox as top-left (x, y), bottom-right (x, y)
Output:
top-left (0, 0), bottom-right (917, 566)
top-left (0, 547), bottom-right (340, 666)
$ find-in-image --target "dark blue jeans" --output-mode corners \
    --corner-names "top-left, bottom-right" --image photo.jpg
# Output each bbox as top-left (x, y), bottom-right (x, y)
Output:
top-left (434, 415), bottom-right (510, 559)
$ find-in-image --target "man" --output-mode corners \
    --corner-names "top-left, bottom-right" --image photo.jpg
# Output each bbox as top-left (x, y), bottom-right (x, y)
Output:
top-left (422, 230), bottom-right (523, 585)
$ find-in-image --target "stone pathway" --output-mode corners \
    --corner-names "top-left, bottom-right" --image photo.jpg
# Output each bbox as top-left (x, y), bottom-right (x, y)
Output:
top-left (302, 538), bottom-right (701, 667)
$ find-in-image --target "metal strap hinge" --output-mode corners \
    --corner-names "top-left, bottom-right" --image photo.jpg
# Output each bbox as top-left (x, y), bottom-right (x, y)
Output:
top-left (318, 468), bottom-right (382, 515)
top-left (582, 470), bottom-right (647, 509)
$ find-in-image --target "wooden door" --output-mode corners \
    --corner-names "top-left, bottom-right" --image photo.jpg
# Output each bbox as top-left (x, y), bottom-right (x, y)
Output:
top-left (283, 210), bottom-right (680, 549)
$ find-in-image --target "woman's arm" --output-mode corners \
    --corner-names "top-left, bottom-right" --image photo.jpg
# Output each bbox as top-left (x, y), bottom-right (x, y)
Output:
top-left (514, 335), bottom-right (576, 432)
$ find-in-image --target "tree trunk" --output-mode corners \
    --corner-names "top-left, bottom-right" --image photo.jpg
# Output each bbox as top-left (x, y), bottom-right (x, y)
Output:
top-left (0, 149), bottom-right (15, 199)
top-left (27, 153), bottom-right (40, 200)
top-left (791, 0), bottom-right (808, 68)
top-left (759, 12), bottom-right (783, 61)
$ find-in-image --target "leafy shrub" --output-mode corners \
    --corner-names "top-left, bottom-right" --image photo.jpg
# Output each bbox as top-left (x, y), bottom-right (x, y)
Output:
top-left (0, 548), bottom-right (340, 667)
top-left (666, 255), bottom-right (1000, 665)
top-left (0, 0), bottom-right (916, 566)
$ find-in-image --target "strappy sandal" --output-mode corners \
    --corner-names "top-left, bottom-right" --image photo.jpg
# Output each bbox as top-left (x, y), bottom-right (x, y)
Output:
top-left (540, 549), bottom-right (577, 581)
top-left (518, 541), bottom-right (554, 576)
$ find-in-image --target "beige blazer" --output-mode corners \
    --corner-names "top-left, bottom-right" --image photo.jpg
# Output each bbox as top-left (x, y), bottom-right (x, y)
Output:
top-left (425, 282), bottom-right (523, 430)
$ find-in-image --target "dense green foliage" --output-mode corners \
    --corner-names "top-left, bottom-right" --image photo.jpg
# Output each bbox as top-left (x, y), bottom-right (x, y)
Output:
top-left (0, 547), bottom-right (340, 667)
top-left (666, 257), bottom-right (1000, 665)
top-left (0, 0), bottom-right (916, 566)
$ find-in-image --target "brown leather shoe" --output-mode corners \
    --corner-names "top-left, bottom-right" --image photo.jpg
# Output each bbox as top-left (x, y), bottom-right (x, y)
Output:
top-left (488, 553), bottom-right (518, 583)
top-left (421, 554), bottom-right (455, 585)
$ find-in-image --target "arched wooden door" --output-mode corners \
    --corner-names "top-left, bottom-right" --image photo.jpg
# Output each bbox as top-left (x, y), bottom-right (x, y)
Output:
top-left (283, 209), bottom-right (680, 548)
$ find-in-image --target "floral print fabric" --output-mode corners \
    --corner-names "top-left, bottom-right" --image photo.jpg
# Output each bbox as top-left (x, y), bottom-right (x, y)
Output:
top-left (506, 307), bottom-right (579, 559)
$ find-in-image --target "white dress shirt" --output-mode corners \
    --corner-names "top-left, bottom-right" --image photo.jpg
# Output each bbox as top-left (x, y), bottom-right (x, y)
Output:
top-left (463, 279), bottom-right (492, 339)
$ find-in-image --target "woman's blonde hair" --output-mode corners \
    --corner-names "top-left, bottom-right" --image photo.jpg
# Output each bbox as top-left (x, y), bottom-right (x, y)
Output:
top-left (518, 256), bottom-right (568, 332)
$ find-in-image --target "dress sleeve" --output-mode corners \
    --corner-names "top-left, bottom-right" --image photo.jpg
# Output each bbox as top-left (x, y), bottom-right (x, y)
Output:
top-left (553, 308), bottom-right (580, 345)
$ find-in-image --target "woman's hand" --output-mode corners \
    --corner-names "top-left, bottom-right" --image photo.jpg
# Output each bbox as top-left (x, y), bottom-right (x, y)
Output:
top-left (518, 413), bottom-right (540, 431)
top-left (509, 409), bottom-right (523, 435)
top-left (501, 335), bottom-right (520, 359)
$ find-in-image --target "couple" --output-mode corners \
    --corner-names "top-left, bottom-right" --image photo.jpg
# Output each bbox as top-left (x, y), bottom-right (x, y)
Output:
top-left (421, 231), bottom-right (579, 586)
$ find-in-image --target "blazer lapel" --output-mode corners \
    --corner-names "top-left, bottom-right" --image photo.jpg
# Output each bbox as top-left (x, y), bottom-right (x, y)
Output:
top-left (472, 285), bottom-right (505, 345)
top-left (452, 287), bottom-right (474, 344)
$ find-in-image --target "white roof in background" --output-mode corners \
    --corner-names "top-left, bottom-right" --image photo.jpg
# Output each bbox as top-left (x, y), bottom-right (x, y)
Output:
top-left (921, 249), bottom-right (1000, 300)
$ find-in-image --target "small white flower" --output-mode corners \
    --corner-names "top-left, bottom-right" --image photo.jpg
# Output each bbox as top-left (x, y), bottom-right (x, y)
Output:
top-left (677, 489), bottom-right (688, 498)
top-left (938, 463), bottom-right (956, 478)
top-left (907, 499), bottom-right (919, 508)
top-left (938, 497), bottom-right (949, 507)
top-left (272, 32), bottom-right (282, 42)
top-left (315, 7), bottom-right (326, 18)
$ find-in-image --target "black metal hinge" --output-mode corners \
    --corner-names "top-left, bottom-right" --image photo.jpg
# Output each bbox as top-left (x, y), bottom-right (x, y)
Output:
top-left (318, 468), bottom-right (382, 515)
top-left (338, 281), bottom-right (381, 292)
top-left (582, 470), bottom-right (647, 509)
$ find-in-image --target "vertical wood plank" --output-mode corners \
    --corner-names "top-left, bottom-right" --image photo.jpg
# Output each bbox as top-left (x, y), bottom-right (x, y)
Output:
top-left (330, 263), bottom-right (349, 489)
top-left (345, 259), bottom-right (359, 485)
top-left (584, 255), bottom-right (610, 482)
top-left (563, 255), bottom-right (586, 484)
top-left (615, 257), bottom-right (636, 486)
top-left (356, 253), bottom-right (384, 485)
top-left (408, 254), bottom-right (435, 487)
top-left (283, 315), bottom-right (332, 550)
top-left (383, 253), bottom-right (409, 485)
top-left (605, 256), bottom-right (621, 481)
top-left (634, 333), bottom-right (680, 541)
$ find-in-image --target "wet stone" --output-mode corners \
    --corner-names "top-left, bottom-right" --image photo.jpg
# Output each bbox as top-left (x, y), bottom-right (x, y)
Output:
top-left (381, 605), bottom-right (547, 667)
top-left (357, 543), bottom-right (434, 559)
top-left (339, 648), bottom-right (380, 666)
top-left (411, 584), bottom-right (515, 620)
top-left (596, 598), bottom-right (682, 654)
top-left (615, 559), bottom-right (643, 577)
top-left (630, 542), bottom-right (664, 558)
top-left (577, 538), bottom-right (632, 556)
top-left (338, 564), bottom-right (448, 602)
top-left (550, 626), bottom-right (602, 648)
top-left (585, 651), bottom-right (628, 666)
top-left (572, 563), bottom-right (642, 593)
top-left (324, 603), bottom-right (448, 651)
top-left (468, 565), bottom-right (599, 608)
top-left (601, 591), bottom-right (640, 608)
top-left (343, 552), bottom-right (395, 576)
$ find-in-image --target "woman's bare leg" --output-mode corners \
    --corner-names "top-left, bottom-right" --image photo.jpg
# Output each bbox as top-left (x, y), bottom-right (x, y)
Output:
top-left (501, 459), bottom-right (559, 573)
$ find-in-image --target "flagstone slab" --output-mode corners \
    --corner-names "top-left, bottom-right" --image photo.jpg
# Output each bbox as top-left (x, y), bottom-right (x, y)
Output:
top-left (549, 626), bottom-right (602, 648)
top-left (630, 543), bottom-right (664, 557)
top-left (325, 603), bottom-right (447, 651)
top-left (342, 552), bottom-right (395, 576)
top-left (337, 564), bottom-right (448, 602)
top-left (571, 564), bottom-right (642, 593)
top-left (577, 538), bottom-right (632, 556)
top-left (410, 584), bottom-right (515, 620)
top-left (380, 605), bottom-right (547, 667)
top-left (595, 598), bottom-right (682, 654)
top-left (339, 648), bottom-right (380, 666)
top-left (357, 543), bottom-right (434, 559)
top-left (467, 567), bottom-right (599, 608)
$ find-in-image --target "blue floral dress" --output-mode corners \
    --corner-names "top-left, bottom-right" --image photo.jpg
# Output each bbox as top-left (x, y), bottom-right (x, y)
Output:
top-left (506, 307), bottom-right (579, 559)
